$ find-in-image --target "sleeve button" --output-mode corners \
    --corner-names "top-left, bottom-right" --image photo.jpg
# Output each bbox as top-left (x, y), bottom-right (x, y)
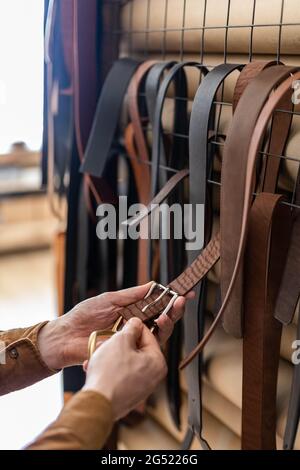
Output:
top-left (8, 347), bottom-right (19, 359)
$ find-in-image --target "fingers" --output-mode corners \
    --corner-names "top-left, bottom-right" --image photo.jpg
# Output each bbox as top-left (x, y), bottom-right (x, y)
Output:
top-left (155, 314), bottom-right (174, 344)
top-left (169, 296), bottom-right (186, 322)
top-left (112, 282), bottom-right (153, 307)
top-left (155, 291), bottom-right (195, 344)
top-left (165, 291), bottom-right (195, 322)
top-left (138, 321), bottom-right (161, 351)
top-left (155, 296), bottom-right (185, 331)
top-left (121, 317), bottom-right (143, 348)
top-left (138, 325), bottom-right (168, 380)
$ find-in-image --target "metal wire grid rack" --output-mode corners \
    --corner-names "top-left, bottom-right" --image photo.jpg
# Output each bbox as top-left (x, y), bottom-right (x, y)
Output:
top-left (102, 0), bottom-right (300, 210)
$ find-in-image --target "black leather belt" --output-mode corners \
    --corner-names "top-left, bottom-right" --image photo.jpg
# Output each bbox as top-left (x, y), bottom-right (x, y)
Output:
top-left (146, 60), bottom-right (188, 428)
top-left (183, 63), bottom-right (243, 450)
top-left (81, 58), bottom-right (140, 179)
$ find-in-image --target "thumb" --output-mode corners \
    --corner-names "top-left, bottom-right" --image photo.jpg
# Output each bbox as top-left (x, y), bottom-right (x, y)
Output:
top-left (121, 317), bottom-right (143, 348)
top-left (113, 282), bottom-right (153, 307)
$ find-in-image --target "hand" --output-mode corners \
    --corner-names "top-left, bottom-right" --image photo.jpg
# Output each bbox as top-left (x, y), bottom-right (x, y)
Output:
top-left (38, 282), bottom-right (194, 370)
top-left (83, 317), bottom-right (167, 420)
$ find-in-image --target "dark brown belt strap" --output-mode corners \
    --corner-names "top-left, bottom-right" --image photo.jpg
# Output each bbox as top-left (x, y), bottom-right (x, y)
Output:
top-left (221, 65), bottom-right (298, 339)
top-left (283, 312), bottom-right (300, 450)
top-left (125, 123), bottom-right (152, 286)
top-left (232, 61), bottom-right (278, 112)
top-left (232, 61), bottom-right (295, 450)
top-left (125, 61), bottom-right (157, 285)
top-left (242, 193), bottom-right (292, 450)
top-left (275, 168), bottom-right (300, 325)
top-left (278, 169), bottom-right (300, 449)
top-left (127, 60), bottom-right (157, 205)
top-left (237, 70), bottom-right (300, 449)
top-left (233, 60), bottom-right (293, 194)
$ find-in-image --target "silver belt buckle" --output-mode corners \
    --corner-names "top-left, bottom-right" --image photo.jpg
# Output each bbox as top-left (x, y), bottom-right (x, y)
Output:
top-left (88, 283), bottom-right (179, 358)
top-left (142, 282), bottom-right (179, 317)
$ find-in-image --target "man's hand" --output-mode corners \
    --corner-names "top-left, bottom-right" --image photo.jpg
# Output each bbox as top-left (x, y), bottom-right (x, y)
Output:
top-left (38, 283), bottom-right (194, 370)
top-left (83, 317), bottom-right (167, 420)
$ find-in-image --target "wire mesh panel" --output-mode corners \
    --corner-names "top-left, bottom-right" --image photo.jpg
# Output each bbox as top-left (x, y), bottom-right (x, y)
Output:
top-left (103, 0), bottom-right (300, 210)
top-left (96, 1), bottom-right (300, 450)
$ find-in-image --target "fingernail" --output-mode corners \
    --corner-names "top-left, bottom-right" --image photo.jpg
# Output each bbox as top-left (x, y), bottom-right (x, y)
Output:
top-left (126, 317), bottom-right (142, 327)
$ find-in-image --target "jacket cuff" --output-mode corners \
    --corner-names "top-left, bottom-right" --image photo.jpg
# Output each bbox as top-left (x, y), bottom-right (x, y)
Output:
top-left (27, 390), bottom-right (114, 450)
top-left (0, 322), bottom-right (58, 396)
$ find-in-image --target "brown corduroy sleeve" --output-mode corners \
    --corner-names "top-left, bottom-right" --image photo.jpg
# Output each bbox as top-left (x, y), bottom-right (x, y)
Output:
top-left (0, 322), bottom-right (58, 396)
top-left (26, 390), bottom-right (113, 450)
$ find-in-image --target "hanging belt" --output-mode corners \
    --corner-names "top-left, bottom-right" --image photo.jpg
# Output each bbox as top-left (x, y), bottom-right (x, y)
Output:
top-left (148, 61), bottom-right (191, 431)
top-left (63, 0), bottom-right (100, 392)
top-left (283, 307), bottom-right (300, 449)
top-left (125, 60), bottom-right (186, 428)
top-left (232, 68), bottom-right (300, 449)
top-left (148, 61), bottom-right (189, 285)
top-left (242, 194), bottom-right (292, 449)
top-left (275, 168), bottom-right (300, 326)
top-left (125, 60), bottom-right (157, 286)
top-left (116, 66), bottom-right (300, 359)
top-left (88, 63), bottom-right (300, 448)
top-left (77, 56), bottom-right (143, 305)
top-left (279, 168), bottom-right (300, 450)
top-left (44, 0), bottom-right (74, 212)
top-left (232, 61), bottom-right (294, 449)
top-left (134, 67), bottom-right (300, 449)
top-left (183, 63), bottom-right (243, 450)
top-left (220, 64), bottom-right (297, 339)
top-left (146, 62), bottom-right (242, 448)
top-left (77, 57), bottom-right (142, 303)
top-left (123, 60), bottom-right (158, 419)
top-left (80, 58), bottom-right (140, 180)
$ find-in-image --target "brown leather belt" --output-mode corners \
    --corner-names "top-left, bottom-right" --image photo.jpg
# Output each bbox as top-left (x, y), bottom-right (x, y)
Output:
top-left (220, 64), bottom-right (295, 339)
top-left (235, 68), bottom-right (300, 449)
top-left (88, 62), bottom-right (300, 450)
top-left (231, 61), bottom-right (294, 449)
top-left (279, 167), bottom-right (300, 449)
top-left (284, 309), bottom-right (300, 449)
top-left (125, 60), bottom-right (157, 285)
top-left (242, 193), bottom-right (292, 449)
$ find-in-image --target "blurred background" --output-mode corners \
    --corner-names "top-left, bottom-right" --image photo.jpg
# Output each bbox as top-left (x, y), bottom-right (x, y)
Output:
top-left (0, 0), bottom-right (62, 449)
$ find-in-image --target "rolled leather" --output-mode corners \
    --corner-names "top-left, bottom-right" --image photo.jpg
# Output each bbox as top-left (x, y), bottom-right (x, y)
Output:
top-left (148, 383), bottom-right (240, 450)
top-left (121, 0), bottom-right (300, 55)
top-left (119, 416), bottom-right (180, 450)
